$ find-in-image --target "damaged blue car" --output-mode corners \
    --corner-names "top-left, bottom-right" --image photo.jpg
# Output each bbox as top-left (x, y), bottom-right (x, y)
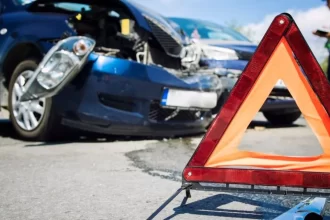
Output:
top-left (0, 0), bottom-right (228, 140)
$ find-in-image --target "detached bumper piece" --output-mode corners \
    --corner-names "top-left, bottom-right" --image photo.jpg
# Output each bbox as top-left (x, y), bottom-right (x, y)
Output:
top-left (274, 197), bottom-right (326, 220)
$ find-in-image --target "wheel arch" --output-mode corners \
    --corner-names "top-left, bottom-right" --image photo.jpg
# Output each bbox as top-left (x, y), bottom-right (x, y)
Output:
top-left (0, 42), bottom-right (44, 108)
top-left (2, 42), bottom-right (44, 88)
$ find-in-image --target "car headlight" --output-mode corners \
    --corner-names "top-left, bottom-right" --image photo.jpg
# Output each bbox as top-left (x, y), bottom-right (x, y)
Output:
top-left (36, 37), bottom-right (95, 90)
top-left (202, 46), bottom-right (239, 60)
top-left (20, 36), bottom-right (96, 101)
top-left (37, 51), bottom-right (78, 89)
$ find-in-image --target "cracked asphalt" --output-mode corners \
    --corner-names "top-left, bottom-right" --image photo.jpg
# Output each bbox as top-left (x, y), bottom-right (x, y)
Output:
top-left (0, 111), bottom-right (329, 220)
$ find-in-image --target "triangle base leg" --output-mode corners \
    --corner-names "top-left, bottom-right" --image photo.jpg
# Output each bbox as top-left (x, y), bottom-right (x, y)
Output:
top-left (146, 184), bottom-right (192, 220)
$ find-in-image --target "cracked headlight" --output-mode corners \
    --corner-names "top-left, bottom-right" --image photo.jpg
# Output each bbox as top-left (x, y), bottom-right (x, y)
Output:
top-left (202, 45), bottom-right (239, 60)
top-left (20, 36), bottom-right (96, 101)
top-left (37, 51), bottom-right (78, 90)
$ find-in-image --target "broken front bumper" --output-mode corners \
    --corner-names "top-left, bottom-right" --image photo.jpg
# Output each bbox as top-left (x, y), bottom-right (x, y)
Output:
top-left (19, 36), bottom-right (224, 136)
top-left (49, 53), bottom-right (217, 136)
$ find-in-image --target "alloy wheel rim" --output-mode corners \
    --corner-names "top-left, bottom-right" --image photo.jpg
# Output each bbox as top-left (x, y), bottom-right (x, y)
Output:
top-left (11, 70), bottom-right (46, 131)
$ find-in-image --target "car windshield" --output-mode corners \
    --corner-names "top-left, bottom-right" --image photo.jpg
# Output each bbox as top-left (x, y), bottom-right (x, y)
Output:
top-left (168, 17), bottom-right (251, 42)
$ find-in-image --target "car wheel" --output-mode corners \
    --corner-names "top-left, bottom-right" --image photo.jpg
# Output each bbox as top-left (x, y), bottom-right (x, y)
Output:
top-left (263, 111), bottom-right (301, 126)
top-left (212, 89), bottom-right (230, 116)
top-left (8, 59), bottom-right (60, 141)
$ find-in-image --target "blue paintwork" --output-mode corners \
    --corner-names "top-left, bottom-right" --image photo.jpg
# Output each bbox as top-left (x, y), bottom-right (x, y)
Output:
top-left (0, 11), bottom-right (74, 69)
top-left (161, 89), bottom-right (169, 106)
top-left (0, 0), bottom-right (216, 136)
top-left (274, 197), bottom-right (326, 220)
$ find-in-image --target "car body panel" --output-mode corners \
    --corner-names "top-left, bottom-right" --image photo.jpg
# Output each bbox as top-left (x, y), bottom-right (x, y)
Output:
top-left (0, 11), bottom-right (74, 76)
top-left (87, 53), bottom-right (220, 92)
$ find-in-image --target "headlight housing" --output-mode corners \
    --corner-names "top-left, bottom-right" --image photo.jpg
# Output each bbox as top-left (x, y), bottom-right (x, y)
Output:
top-left (202, 45), bottom-right (239, 60)
top-left (37, 51), bottom-right (78, 89)
top-left (36, 37), bottom-right (95, 90)
top-left (20, 36), bottom-right (96, 101)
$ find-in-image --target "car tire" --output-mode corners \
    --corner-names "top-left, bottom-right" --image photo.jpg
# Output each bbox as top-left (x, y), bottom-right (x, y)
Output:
top-left (8, 58), bottom-right (61, 141)
top-left (212, 89), bottom-right (230, 115)
top-left (263, 111), bottom-right (301, 126)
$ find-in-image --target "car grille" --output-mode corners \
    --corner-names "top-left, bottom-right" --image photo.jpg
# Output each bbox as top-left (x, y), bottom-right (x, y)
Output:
top-left (144, 16), bottom-right (182, 57)
top-left (98, 93), bottom-right (135, 112)
top-left (149, 101), bottom-right (205, 122)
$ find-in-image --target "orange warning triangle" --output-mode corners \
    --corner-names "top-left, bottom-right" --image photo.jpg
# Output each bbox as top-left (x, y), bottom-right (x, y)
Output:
top-left (183, 13), bottom-right (330, 189)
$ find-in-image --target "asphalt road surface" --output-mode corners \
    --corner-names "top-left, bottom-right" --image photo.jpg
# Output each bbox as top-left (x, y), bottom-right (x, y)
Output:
top-left (0, 112), bottom-right (329, 220)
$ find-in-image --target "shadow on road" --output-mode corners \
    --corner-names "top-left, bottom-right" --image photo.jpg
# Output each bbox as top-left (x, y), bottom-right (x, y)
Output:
top-left (163, 193), bottom-right (330, 220)
top-left (164, 193), bottom-right (287, 219)
top-left (248, 120), bottom-right (304, 129)
top-left (0, 119), bottom-right (168, 145)
top-left (0, 119), bottom-right (20, 139)
top-left (0, 117), bottom-right (305, 147)
top-left (23, 128), bottom-right (202, 147)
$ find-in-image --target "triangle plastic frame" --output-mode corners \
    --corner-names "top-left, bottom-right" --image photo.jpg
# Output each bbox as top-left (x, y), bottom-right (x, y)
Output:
top-left (182, 13), bottom-right (330, 196)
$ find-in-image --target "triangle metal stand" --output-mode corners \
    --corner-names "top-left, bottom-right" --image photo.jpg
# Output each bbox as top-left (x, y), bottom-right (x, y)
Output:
top-left (147, 182), bottom-right (328, 220)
